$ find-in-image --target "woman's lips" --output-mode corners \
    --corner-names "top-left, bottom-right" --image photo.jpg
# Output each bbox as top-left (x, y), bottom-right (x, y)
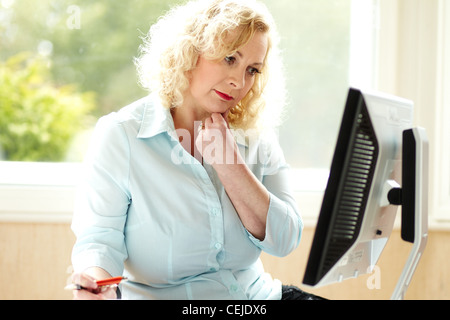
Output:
top-left (214, 90), bottom-right (233, 101)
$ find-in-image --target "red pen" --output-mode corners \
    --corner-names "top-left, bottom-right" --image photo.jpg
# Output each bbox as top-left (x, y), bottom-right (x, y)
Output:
top-left (64, 276), bottom-right (128, 291)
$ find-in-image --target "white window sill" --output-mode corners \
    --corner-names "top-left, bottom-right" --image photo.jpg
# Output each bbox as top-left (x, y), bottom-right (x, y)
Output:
top-left (0, 161), bottom-right (80, 223)
top-left (0, 162), bottom-right (449, 230)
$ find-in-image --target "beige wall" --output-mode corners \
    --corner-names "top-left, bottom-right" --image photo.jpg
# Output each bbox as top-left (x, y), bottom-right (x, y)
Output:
top-left (0, 223), bottom-right (75, 300)
top-left (0, 222), bottom-right (448, 300)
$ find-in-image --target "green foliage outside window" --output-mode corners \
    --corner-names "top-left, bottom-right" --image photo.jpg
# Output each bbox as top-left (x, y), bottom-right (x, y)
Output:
top-left (0, 53), bottom-right (94, 161)
top-left (0, 0), bottom-right (180, 162)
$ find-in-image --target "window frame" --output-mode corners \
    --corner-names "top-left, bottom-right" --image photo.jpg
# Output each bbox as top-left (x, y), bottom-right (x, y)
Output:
top-left (376, 0), bottom-right (450, 228)
top-left (433, 0), bottom-right (450, 224)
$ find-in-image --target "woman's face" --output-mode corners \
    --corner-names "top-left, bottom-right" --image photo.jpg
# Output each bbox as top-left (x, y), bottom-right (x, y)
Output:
top-left (185, 31), bottom-right (268, 118)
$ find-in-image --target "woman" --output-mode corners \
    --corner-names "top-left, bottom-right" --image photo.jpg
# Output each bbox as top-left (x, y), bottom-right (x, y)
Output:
top-left (70, 0), bottom-right (317, 300)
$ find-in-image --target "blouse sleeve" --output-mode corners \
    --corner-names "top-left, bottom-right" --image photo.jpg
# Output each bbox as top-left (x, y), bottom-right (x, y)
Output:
top-left (71, 114), bottom-right (131, 277)
top-left (247, 135), bottom-right (303, 257)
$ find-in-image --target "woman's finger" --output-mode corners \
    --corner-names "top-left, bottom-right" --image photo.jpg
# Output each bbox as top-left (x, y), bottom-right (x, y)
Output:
top-left (71, 272), bottom-right (98, 291)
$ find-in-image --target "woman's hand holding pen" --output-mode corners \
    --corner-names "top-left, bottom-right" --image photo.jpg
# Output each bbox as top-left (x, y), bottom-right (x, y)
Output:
top-left (69, 271), bottom-right (118, 300)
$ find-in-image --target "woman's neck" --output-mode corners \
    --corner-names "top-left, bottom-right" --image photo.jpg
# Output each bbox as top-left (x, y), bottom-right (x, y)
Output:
top-left (171, 105), bottom-right (209, 158)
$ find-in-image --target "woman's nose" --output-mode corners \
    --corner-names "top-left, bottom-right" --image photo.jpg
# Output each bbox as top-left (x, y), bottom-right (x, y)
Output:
top-left (228, 69), bottom-right (245, 89)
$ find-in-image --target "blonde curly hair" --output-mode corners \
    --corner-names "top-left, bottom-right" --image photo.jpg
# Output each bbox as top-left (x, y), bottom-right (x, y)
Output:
top-left (135, 0), bottom-right (286, 131)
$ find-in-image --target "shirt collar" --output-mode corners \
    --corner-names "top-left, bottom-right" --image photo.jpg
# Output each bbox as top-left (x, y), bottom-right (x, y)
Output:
top-left (137, 94), bottom-right (178, 141)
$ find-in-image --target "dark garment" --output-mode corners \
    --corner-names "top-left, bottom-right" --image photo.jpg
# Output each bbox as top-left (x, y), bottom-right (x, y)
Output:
top-left (281, 285), bottom-right (326, 300)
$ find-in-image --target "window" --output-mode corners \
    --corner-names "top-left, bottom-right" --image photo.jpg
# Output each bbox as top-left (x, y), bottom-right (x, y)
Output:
top-left (3, 0), bottom-right (446, 227)
top-left (263, 0), bottom-right (377, 223)
top-left (265, 0), bottom-right (354, 170)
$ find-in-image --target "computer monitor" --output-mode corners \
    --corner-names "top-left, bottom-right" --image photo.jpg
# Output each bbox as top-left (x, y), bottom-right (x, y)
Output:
top-left (302, 88), bottom-right (428, 300)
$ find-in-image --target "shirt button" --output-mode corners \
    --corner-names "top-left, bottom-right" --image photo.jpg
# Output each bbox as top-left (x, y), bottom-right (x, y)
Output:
top-left (215, 243), bottom-right (222, 250)
top-left (211, 208), bottom-right (220, 215)
top-left (230, 284), bottom-right (239, 292)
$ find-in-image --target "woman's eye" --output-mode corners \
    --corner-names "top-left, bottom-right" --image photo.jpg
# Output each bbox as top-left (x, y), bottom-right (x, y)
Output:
top-left (225, 56), bottom-right (236, 65)
top-left (224, 56), bottom-right (261, 76)
top-left (247, 67), bottom-right (261, 76)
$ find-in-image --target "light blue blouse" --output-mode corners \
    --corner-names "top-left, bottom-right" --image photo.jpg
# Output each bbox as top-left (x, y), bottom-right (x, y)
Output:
top-left (71, 94), bottom-right (303, 300)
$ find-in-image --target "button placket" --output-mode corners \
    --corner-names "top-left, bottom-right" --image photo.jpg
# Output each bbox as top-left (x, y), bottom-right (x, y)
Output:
top-left (209, 205), bottom-right (224, 268)
top-left (194, 167), bottom-right (225, 273)
top-left (193, 164), bottom-right (225, 272)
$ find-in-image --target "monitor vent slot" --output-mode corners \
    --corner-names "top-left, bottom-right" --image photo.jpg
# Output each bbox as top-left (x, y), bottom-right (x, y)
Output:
top-left (324, 107), bottom-right (379, 271)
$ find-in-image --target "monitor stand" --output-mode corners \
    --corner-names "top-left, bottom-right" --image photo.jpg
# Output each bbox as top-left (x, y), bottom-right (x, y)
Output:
top-left (388, 127), bottom-right (428, 300)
